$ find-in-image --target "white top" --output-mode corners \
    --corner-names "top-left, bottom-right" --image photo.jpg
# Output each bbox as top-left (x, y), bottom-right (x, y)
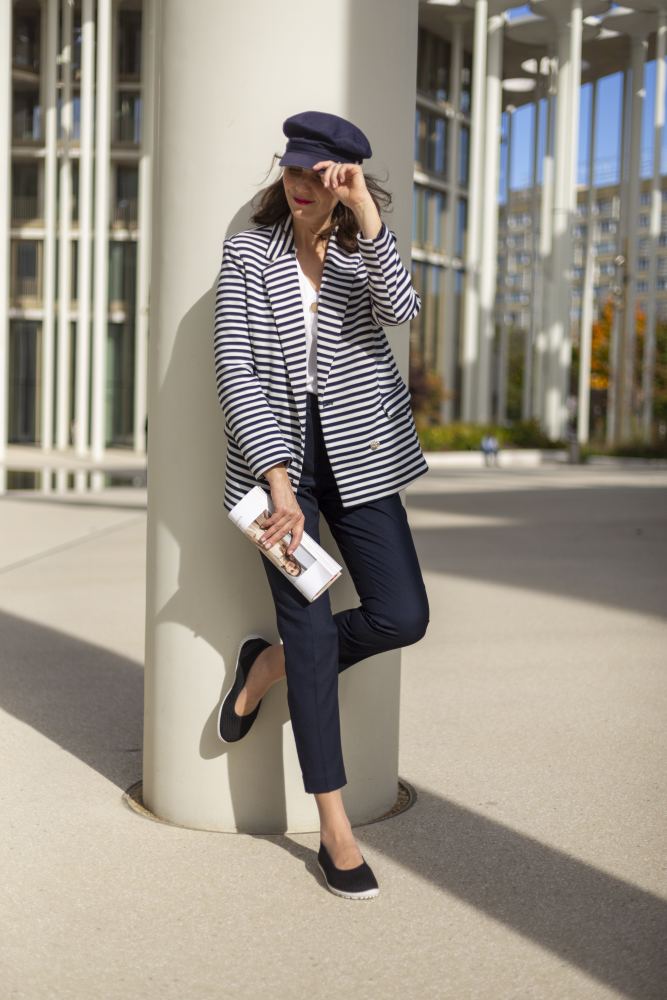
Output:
top-left (295, 256), bottom-right (319, 395)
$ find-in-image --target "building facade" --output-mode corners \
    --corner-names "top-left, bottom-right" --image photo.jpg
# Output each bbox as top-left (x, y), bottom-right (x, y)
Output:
top-left (2, 0), bottom-right (667, 486)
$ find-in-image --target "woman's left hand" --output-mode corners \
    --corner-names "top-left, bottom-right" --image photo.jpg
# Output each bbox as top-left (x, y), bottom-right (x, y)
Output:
top-left (312, 160), bottom-right (372, 210)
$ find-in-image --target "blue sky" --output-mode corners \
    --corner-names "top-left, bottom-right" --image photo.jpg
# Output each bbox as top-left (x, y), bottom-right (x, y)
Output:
top-left (500, 5), bottom-right (667, 195)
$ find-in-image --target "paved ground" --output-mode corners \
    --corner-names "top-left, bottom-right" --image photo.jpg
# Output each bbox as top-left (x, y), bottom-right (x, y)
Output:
top-left (1, 465), bottom-right (666, 1000)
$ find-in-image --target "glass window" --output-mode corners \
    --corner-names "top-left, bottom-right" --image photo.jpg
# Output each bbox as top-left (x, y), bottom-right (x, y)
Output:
top-left (427, 115), bottom-right (447, 176)
top-left (114, 165), bottom-right (139, 227)
top-left (9, 321), bottom-right (39, 443)
top-left (417, 28), bottom-right (450, 104)
top-left (11, 162), bottom-right (39, 224)
top-left (459, 124), bottom-right (469, 187)
top-left (455, 197), bottom-right (467, 259)
top-left (13, 10), bottom-right (40, 72)
top-left (118, 9), bottom-right (142, 78)
top-left (114, 92), bottom-right (142, 144)
top-left (461, 54), bottom-right (472, 116)
top-left (12, 88), bottom-right (41, 142)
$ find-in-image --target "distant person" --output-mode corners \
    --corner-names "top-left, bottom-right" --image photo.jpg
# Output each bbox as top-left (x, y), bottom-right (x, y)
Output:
top-left (214, 110), bottom-right (430, 900)
top-left (481, 433), bottom-right (499, 467)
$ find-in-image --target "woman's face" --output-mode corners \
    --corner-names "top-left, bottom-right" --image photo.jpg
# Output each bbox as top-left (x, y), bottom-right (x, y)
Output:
top-left (282, 166), bottom-right (338, 224)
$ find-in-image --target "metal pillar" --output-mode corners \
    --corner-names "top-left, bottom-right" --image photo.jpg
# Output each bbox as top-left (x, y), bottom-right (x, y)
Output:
top-left (41, 0), bottom-right (59, 458)
top-left (442, 19), bottom-right (464, 424)
top-left (0, 0), bottom-right (10, 493)
top-left (545, 2), bottom-right (582, 441)
top-left (643, 10), bottom-right (666, 441)
top-left (578, 79), bottom-right (598, 445)
top-left (478, 13), bottom-right (504, 423)
top-left (534, 62), bottom-right (556, 422)
top-left (74, 0), bottom-right (95, 472)
top-left (56, 0), bottom-right (74, 457)
top-left (619, 34), bottom-right (648, 441)
top-left (461, 0), bottom-right (488, 421)
top-left (91, 0), bottom-right (112, 475)
top-left (134, 0), bottom-right (156, 454)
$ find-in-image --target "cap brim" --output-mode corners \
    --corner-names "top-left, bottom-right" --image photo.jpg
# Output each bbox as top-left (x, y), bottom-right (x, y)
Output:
top-left (279, 150), bottom-right (345, 170)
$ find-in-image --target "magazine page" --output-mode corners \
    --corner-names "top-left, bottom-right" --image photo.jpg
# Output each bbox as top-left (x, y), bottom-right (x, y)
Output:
top-left (228, 486), bottom-right (343, 602)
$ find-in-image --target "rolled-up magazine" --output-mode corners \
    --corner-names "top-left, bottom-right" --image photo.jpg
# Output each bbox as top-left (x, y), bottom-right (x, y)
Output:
top-left (228, 485), bottom-right (343, 602)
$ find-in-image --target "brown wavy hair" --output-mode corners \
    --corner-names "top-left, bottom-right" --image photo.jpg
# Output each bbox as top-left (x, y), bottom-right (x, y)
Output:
top-left (250, 155), bottom-right (393, 254)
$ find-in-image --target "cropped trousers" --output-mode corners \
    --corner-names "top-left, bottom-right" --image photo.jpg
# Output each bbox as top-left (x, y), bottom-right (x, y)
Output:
top-left (258, 391), bottom-right (430, 794)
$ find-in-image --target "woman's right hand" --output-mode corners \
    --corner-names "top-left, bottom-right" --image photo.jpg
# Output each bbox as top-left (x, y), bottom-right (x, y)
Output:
top-left (259, 466), bottom-right (305, 555)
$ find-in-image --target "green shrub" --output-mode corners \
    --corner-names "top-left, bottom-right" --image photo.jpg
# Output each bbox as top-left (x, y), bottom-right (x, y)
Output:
top-left (417, 420), bottom-right (565, 451)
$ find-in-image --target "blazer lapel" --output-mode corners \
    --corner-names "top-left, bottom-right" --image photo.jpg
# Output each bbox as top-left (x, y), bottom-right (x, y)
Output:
top-left (263, 216), bottom-right (307, 406)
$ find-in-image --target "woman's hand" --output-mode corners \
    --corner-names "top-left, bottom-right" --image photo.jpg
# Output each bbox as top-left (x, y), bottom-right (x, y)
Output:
top-left (259, 470), bottom-right (305, 556)
top-left (312, 160), bottom-right (371, 210)
top-left (313, 160), bottom-right (382, 239)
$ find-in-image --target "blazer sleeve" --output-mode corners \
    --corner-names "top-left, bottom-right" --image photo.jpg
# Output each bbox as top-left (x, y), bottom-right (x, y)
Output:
top-left (213, 240), bottom-right (293, 482)
top-left (356, 222), bottom-right (421, 327)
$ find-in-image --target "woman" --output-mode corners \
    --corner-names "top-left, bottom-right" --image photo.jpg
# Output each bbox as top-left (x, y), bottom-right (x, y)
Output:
top-left (214, 110), bottom-right (430, 900)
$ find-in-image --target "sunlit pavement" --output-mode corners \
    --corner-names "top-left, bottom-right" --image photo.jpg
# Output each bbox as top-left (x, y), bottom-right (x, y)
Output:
top-left (1, 464), bottom-right (665, 1000)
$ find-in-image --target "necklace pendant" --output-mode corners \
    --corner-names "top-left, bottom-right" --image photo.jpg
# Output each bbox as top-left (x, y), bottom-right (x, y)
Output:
top-left (310, 301), bottom-right (318, 314)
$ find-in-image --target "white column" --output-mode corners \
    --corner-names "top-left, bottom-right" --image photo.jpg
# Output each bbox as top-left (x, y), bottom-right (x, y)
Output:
top-left (56, 0), bottom-right (74, 458)
top-left (643, 10), bottom-right (666, 440)
top-left (620, 34), bottom-right (647, 441)
top-left (144, 0), bottom-right (420, 834)
top-left (91, 0), bottom-right (112, 476)
top-left (442, 19), bottom-right (463, 424)
top-left (133, 0), bottom-right (155, 455)
top-left (477, 12), bottom-right (504, 424)
top-left (75, 0), bottom-right (95, 473)
top-left (0, 0), bottom-right (11, 493)
top-left (496, 105), bottom-right (513, 425)
top-left (607, 65), bottom-right (632, 446)
top-left (534, 61), bottom-right (556, 422)
top-left (545, 1), bottom-right (582, 441)
top-left (523, 80), bottom-right (542, 421)
top-left (41, 0), bottom-right (59, 458)
top-left (461, 0), bottom-right (488, 421)
top-left (577, 78), bottom-right (598, 445)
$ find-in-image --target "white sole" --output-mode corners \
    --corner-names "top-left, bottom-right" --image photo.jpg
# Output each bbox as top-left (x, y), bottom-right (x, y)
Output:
top-left (217, 632), bottom-right (267, 744)
top-left (317, 861), bottom-right (380, 899)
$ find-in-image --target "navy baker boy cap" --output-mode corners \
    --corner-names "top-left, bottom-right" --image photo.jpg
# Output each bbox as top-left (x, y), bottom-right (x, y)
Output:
top-left (279, 110), bottom-right (372, 170)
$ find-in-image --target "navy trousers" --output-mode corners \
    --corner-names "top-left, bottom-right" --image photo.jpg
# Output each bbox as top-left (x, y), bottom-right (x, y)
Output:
top-left (258, 391), bottom-right (430, 794)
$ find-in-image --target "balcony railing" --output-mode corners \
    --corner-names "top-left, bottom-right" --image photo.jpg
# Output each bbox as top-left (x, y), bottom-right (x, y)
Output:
top-left (13, 276), bottom-right (40, 301)
top-left (112, 199), bottom-right (138, 228)
top-left (12, 196), bottom-right (41, 225)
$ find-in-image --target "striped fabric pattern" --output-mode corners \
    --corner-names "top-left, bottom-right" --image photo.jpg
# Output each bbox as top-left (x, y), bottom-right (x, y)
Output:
top-left (213, 214), bottom-right (430, 512)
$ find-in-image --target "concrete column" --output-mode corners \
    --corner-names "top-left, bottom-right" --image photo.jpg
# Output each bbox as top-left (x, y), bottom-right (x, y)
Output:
top-left (133, 0), bottom-right (156, 455)
top-left (461, 0), bottom-right (488, 421)
top-left (41, 0), bottom-right (59, 457)
top-left (0, 0), bottom-right (10, 493)
top-left (143, 0), bottom-right (421, 834)
top-left (607, 65), bottom-right (632, 445)
top-left (74, 0), bottom-right (95, 468)
top-left (477, 12), bottom-right (504, 424)
top-left (91, 0), bottom-right (112, 475)
top-left (523, 81), bottom-right (543, 421)
top-left (496, 105), bottom-right (513, 425)
top-left (643, 10), bottom-right (666, 440)
top-left (533, 64), bottom-right (556, 422)
top-left (619, 34), bottom-right (647, 441)
top-left (56, 0), bottom-right (74, 456)
top-left (442, 18), bottom-right (464, 424)
top-left (578, 78), bottom-right (598, 445)
top-left (545, 1), bottom-right (582, 441)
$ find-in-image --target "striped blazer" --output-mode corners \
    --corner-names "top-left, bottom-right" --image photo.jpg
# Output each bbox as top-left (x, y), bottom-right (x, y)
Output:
top-left (213, 213), bottom-right (430, 513)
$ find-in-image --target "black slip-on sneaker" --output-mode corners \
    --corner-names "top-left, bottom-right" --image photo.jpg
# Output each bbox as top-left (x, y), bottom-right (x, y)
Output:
top-left (217, 634), bottom-right (272, 744)
top-left (317, 841), bottom-right (380, 900)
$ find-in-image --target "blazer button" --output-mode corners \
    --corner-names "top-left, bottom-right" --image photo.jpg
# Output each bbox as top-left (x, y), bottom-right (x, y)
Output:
top-left (370, 439), bottom-right (380, 450)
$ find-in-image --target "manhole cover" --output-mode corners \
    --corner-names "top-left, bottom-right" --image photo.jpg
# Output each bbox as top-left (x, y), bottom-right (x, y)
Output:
top-left (123, 777), bottom-right (417, 830)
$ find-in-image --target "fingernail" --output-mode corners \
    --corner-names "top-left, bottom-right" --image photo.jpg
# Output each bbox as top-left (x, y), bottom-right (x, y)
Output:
top-left (263, 541), bottom-right (271, 548)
